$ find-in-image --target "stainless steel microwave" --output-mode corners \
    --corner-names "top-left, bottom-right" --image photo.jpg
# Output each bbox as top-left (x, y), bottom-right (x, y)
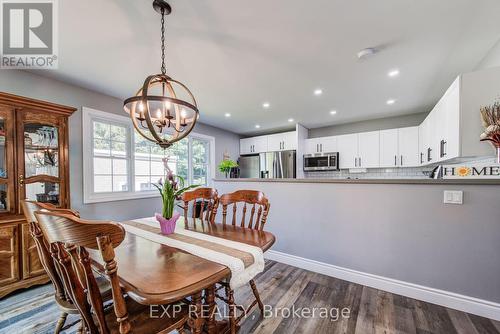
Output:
top-left (303, 152), bottom-right (339, 171)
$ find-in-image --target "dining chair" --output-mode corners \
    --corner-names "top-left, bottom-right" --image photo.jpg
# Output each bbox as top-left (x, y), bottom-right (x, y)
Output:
top-left (33, 211), bottom-right (189, 334)
top-left (180, 187), bottom-right (219, 223)
top-left (216, 190), bottom-right (271, 330)
top-left (20, 200), bottom-right (88, 333)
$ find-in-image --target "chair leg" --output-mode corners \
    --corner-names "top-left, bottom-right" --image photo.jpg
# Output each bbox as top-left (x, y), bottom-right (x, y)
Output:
top-left (225, 286), bottom-right (236, 334)
top-left (54, 312), bottom-right (68, 334)
top-left (249, 279), bottom-right (264, 315)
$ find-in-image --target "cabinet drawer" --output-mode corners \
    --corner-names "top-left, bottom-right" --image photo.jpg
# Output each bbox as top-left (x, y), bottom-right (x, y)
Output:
top-left (0, 223), bottom-right (19, 286)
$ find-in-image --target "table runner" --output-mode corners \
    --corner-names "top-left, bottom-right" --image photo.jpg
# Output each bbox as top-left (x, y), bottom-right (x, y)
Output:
top-left (120, 217), bottom-right (265, 289)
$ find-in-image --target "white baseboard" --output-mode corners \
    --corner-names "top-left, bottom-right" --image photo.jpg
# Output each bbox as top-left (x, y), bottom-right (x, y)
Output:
top-left (264, 250), bottom-right (500, 321)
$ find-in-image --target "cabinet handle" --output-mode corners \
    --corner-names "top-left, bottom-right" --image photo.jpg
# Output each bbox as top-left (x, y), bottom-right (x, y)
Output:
top-left (320, 144), bottom-right (323, 152)
top-left (18, 174), bottom-right (24, 186)
top-left (354, 157), bottom-right (357, 167)
top-left (394, 155), bottom-right (397, 166)
top-left (317, 144), bottom-right (319, 153)
top-left (420, 152), bottom-right (424, 164)
top-left (427, 147), bottom-right (432, 162)
top-left (401, 155), bottom-right (403, 166)
top-left (359, 157), bottom-right (361, 167)
top-left (440, 140), bottom-right (447, 158)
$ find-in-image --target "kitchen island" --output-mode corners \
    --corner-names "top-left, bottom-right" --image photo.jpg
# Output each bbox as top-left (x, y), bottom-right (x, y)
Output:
top-left (213, 178), bottom-right (500, 320)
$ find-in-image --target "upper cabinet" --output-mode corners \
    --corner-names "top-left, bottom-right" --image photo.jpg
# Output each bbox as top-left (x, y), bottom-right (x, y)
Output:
top-left (304, 136), bottom-right (337, 154)
top-left (240, 136), bottom-right (268, 155)
top-left (380, 127), bottom-right (419, 167)
top-left (267, 131), bottom-right (297, 151)
top-left (337, 131), bottom-right (379, 169)
top-left (240, 131), bottom-right (297, 155)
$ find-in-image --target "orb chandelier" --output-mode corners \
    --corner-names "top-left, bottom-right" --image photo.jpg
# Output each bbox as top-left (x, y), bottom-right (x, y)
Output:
top-left (123, 0), bottom-right (199, 149)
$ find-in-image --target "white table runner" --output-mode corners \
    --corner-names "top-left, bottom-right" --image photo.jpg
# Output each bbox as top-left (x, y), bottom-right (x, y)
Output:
top-left (120, 217), bottom-right (265, 289)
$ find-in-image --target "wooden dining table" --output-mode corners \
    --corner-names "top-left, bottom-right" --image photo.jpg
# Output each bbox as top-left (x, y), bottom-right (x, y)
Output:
top-left (89, 217), bottom-right (276, 333)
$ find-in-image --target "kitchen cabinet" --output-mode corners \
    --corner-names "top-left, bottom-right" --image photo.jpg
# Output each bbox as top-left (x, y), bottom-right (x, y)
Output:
top-left (304, 136), bottom-right (337, 154)
top-left (337, 134), bottom-right (358, 169)
top-left (379, 129), bottom-right (399, 167)
top-left (380, 127), bottom-right (419, 167)
top-left (437, 78), bottom-right (460, 161)
top-left (398, 127), bottom-right (419, 167)
top-left (358, 131), bottom-right (380, 168)
top-left (240, 135), bottom-right (268, 155)
top-left (267, 131), bottom-right (297, 151)
top-left (337, 132), bottom-right (379, 169)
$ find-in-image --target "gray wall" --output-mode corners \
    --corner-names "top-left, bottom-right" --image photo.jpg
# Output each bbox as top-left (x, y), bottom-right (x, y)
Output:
top-left (214, 180), bottom-right (500, 304)
top-left (309, 112), bottom-right (428, 138)
top-left (0, 70), bottom-right (240, 220)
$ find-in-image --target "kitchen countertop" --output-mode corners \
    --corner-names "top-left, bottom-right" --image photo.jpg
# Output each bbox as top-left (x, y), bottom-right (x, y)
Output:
top-left (213, 178), bottom-right (500, 185)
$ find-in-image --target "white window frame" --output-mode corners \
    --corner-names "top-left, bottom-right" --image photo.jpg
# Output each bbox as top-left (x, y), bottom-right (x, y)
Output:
top-left (82, 107), bottom-right (215, 204)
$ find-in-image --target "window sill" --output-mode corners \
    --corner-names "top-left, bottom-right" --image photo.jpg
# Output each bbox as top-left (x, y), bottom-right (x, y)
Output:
top-left (83, 191), bottom-right (160, 204)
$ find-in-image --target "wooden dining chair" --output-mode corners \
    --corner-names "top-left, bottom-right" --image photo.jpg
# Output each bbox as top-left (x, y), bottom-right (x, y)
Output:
top-left (33, 211), bottom-right (189, 334)
top-left (216, 190), bottom-right (271, 330)
top-left (20, 200), bottom-right (87, 333)
top-left (180, 187), bottom-right (219, 223)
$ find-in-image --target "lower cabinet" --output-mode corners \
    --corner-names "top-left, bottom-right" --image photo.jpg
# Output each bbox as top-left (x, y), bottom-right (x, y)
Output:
top-left (0, 220), bottom-right (48, 298)
top-left (0, 223), bottom-right (20, 287)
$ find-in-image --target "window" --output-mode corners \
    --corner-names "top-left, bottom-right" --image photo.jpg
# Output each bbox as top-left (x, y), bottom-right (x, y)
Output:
top-left (83, 107), bottom-right (215, 203)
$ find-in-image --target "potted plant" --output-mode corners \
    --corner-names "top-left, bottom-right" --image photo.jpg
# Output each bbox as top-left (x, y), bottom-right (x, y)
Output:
top-left (218, 159), bottom-right (238, 178)
top-left (153, 158), bottom-right (198, 234)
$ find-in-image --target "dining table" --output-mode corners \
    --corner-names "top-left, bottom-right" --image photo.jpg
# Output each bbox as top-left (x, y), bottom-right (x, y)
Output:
top-left (89, 217), bottom-right (276, 334)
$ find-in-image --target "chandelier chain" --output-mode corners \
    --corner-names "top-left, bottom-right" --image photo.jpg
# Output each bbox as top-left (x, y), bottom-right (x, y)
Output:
top-left (160, 8), bottom-right (166, 75)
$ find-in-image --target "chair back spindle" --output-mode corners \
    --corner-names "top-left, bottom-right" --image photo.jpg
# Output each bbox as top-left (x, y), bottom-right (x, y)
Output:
top-left (181, 188), bottom-right (219, 224)
top-left (218, 190), bottom-right (270, 230)
top-left (34, 211), bottom-right (127, 334)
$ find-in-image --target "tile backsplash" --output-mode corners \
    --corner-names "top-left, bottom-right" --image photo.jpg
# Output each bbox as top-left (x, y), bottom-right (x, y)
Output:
top-left (304, 157), bottom-right (497, 179)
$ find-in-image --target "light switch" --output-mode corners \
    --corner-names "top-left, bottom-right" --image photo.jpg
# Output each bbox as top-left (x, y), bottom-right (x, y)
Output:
top-left (443, 190), bottom-right (463, 204)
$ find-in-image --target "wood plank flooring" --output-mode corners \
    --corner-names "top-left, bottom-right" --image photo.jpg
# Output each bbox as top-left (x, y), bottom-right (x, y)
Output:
top-left (0, 260), bottom-right (498, 334)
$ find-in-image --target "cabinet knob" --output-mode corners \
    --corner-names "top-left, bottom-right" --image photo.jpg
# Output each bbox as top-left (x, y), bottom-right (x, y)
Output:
top-left (18, 174), bottom-right (24, 186)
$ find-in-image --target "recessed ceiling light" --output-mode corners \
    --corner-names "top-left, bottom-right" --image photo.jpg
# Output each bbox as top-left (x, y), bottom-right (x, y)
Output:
top-left (288, 118), bottom-right (294, 122)
top-left (330, 110), bottom-right (337, 115)
top-left (262, 102), bottom-right (270, 109)
top-left (314, 89), bottom-right (323, 96)
top-left (255, 124), bottom-right (261, 129)
top-left (224, 113), bottom-right (231, 117)
top-left (388, 69), bottom-right (400, 77)
top-left (386, 99), bottom-right (396, 105)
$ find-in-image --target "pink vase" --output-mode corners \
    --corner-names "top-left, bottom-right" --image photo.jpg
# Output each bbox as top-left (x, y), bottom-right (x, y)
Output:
top-left (155, 212), bottom-right (180, 235)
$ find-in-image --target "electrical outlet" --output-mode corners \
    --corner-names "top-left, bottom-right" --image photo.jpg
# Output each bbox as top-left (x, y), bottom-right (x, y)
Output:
top-left (443, 190), bottom-right (463, 204)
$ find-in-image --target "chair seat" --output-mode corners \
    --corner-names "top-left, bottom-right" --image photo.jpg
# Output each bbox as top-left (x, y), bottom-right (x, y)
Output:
top-left (104, 298), bottom-right (188, 334)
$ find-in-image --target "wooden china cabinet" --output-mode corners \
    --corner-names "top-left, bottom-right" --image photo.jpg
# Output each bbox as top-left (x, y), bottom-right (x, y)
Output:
top-left (0, 92), bottom-right (75, 298)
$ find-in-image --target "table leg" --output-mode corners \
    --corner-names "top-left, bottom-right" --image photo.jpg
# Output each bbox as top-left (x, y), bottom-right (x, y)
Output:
top-left (206, 286), bottom-right (216, 334)
top-left (188, 292), bottom-right (204, 334)
top-left (225, 285), bottom-right (236, 334)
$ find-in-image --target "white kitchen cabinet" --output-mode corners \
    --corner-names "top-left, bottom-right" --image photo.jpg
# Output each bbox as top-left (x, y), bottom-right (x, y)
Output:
top-left (438, 78), bottom-right (460, 161)
top-left (268, 131), bottom-right (297, 151)
top-left (304, 136), bottom-right (337, 154)
top-left (239, 135), bottom-right (268, 155)
top-left (358, 131), bottom-right (380, 168)
top-left (337, 134), bottom-right (358, 169)
top-left (398, 127), bottom-right (419, 167)
top-left (380, 127), bottom-right (419, 167)
top-left (379, 129), bottom-right (399, 167)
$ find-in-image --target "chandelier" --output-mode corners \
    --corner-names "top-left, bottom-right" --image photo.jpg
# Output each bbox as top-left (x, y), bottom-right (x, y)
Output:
top-left (123, 0), bottom-right (199, 149)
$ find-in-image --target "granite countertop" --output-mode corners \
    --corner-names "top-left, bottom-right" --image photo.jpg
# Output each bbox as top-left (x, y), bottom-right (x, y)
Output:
top-left (213, 178), bottom-right (500, 185)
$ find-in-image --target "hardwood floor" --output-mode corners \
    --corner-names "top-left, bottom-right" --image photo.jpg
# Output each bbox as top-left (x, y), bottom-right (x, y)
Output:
top-left (0, 260), bottom-right (499, 334)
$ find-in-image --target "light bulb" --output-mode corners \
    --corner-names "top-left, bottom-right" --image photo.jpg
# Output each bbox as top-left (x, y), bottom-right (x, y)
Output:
top-left (138, 102), bottom-right (145, 112)
top-left (156, 109), bottom-right (162, 119)
top-left (180, 109), bottom-right (187, 118)
top-left (164, 101), bottom-right (171, 109)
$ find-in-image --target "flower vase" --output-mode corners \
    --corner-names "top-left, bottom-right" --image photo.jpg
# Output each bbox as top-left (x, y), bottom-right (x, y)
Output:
top-left (155, 211), bottom-right (180, 235)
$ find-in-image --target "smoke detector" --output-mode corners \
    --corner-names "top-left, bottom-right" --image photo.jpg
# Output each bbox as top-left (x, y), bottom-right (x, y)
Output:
top-left (357, 47), bottom-right (378, 60)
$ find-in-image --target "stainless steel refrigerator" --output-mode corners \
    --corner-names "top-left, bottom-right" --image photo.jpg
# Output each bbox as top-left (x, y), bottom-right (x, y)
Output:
top-left (239, 151), bottom-right (296, 179)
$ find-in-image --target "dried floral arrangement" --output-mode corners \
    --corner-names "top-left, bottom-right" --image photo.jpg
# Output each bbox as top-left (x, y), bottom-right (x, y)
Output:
top-left (480, 102), bottom-right (500, 162)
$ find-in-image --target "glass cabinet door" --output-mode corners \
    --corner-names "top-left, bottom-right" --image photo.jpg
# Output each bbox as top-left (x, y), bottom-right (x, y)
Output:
top-left (0, 106), bottom-right (16, 215)
top-left (17, 110), bottom-right (67, 210)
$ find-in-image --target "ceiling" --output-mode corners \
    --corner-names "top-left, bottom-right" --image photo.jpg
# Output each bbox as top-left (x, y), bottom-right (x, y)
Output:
top-left (35, 0), bottom-right (500, 135)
